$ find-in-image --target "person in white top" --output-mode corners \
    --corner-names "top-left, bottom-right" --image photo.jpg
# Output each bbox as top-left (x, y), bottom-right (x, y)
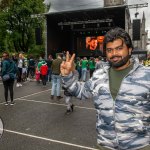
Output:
top-left (16, 53), bottom-right (24, 87)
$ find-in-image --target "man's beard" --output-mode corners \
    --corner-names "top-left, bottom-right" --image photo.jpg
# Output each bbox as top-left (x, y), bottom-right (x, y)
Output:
top-left (108, 55), bottom-right (130, 68)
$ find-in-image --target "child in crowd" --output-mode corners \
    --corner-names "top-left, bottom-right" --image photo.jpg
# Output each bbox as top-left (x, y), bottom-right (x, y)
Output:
top-left (40, 62), bottom-right (48, 86)
top-left (35, 67), bottom-right (40, 82)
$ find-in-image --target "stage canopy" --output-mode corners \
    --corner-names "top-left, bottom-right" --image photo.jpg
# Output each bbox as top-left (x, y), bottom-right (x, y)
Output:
top-left (44, 0), bottom-right (127, 57)
top-left (44, 0), bottom-right (104, 13)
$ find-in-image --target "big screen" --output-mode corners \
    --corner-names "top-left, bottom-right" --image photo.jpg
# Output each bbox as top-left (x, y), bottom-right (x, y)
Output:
top-left (76, 36), bottom-right (104, 57)
top-left (86, 36), bottom-right (104, 51)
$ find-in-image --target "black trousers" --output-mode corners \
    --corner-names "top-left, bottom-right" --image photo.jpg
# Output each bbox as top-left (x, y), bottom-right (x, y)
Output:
top-left (17, 67), bottom-right (22, 82)
top-left (27, 67), bottom-right (35, 78)
top-left (41, 75), bottom-right (47, 85)
top-left (3, 79), bottom-right (14, 102)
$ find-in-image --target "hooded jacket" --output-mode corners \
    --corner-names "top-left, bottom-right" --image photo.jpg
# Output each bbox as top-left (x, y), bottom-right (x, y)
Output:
top-left (1, 59), bottom-right (17, 80)
top-left (40, 64), bottom-right (48, 75)
top-left (62, 57), bottom-right (150, 150)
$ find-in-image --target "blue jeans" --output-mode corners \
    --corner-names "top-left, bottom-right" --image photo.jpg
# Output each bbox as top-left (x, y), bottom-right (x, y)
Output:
top-left (51, 74), bottom-right (61, 96)
top-left (46, 68), bottom-right (52, 82)
top-left (77, 67), bottom-right (81, 80)
top-left (81, 68), bottom-right (87, 82)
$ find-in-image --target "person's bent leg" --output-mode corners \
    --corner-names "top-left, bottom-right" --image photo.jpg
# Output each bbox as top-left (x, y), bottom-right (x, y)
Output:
top-left (65, 96), bottom-right (72, 114)
top-left (65, 96), bottom-right (72, 110)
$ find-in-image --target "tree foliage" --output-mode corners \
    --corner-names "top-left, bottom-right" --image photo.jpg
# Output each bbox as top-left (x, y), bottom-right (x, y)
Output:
top-left (0, 0), bottom-right (13, 10)
top-left (0, 0), bottom-right (45, 54)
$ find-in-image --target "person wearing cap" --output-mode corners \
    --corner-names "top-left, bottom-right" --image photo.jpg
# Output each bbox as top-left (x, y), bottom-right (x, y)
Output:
top-left (37, 57), bottom-right (46, 83)
top-left (40, 62), bottom-right (48, 86)
top-left (60, 27), bottom-right (150, 150)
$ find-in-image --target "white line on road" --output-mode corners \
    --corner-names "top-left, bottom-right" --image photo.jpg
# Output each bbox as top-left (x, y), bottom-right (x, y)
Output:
top-left (4, 129), bottom-right (98, 150)
top-left (14, 88), bottom-right (64, 100)
top-left (0, 89), bottom-right (51, 105)
top-left (16, 98), bottom-right (96, 110)
top-left (14, 89), bottom-right (51, 100)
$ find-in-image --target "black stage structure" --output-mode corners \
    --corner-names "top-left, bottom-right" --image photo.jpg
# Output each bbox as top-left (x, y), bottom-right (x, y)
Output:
top-left (45, 6), bottom-right (126, 58)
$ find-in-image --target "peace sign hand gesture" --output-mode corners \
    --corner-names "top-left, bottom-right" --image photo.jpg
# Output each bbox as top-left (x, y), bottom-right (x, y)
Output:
top-left (60, 51), bottom-right (75, 76)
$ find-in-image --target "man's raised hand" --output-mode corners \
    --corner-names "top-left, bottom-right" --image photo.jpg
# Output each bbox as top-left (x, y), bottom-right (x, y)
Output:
top-left (60, 51), bottom-right (75, 76)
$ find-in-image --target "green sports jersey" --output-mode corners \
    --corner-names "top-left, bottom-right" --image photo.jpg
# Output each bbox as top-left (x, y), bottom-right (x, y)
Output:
top-left (88, 60), bottom-right (95, 69)
top-left (81, 60), bottom-right (88, 69)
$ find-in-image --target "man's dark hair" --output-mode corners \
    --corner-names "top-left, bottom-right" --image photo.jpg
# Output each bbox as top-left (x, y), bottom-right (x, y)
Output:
top-left (103, 27), bottom-right (133, 51)
top-left (3, 51), bottom-right (9, 57)
top-left (90, 37), bottom-right (97, 41)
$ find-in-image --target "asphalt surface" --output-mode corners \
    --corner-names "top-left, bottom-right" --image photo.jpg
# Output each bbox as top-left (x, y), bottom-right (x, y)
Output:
top-left (0, 80), bottom-right (98, 150)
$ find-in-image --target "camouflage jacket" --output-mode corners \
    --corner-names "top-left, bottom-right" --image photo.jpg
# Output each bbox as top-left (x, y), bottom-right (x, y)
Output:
top-left (62, 57), bottom-right (150, 150)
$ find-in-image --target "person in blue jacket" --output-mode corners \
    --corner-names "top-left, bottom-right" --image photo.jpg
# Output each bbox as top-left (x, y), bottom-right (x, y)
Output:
top-left (1, 52), bottom-right (17, 105)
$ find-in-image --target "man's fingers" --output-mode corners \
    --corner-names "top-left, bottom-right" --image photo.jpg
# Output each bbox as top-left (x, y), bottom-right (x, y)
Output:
top-left (60, 61), bottom-right (65, 68)
top-left (70, 53), bottom-right (75, 63)
top-left (61, 61), bottom-right (65, 65)
top-left (66, 51), bottom-right (69, 62)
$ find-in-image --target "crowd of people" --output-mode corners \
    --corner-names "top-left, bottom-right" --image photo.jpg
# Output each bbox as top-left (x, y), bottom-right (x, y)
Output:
top-left (0, 27), bottom-right (150, 150)
top-left (0, 50), bottom-right (105, 113)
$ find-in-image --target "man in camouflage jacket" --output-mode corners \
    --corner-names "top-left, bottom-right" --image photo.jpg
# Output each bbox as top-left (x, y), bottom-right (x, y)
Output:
top-left (60, 28), bottom-right (150, 150)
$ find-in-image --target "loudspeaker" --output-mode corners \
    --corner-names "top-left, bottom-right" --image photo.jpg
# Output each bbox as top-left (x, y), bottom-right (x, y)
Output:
top-left (132, 19), bottom-right (141, 41)
top-left (35, 28), bottom-right (42, 45)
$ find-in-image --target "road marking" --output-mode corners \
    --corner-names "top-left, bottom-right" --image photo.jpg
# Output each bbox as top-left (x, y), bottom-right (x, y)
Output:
top-left (14, 89), bottom-right (51, 100)
top-left (0, 87), bottom-right (64, 104)
top-left (0, 89), bottom-right (51, 105)
top-left (4, 129), bottom-right (98, 150)
top-left (16, 98), bottom-right (96, 110)
top-left (0, 88), bottom-right (93, 111)
top-left (0, 102), bottom-right (5, 105)
top-left (14, 88), bottom-right (64, 100)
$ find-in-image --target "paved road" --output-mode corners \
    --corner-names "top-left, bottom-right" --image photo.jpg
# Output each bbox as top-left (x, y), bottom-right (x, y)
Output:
top-left (0, 80), bottom-right (98, 150)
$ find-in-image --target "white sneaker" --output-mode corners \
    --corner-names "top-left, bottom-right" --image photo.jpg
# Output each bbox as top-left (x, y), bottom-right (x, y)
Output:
top-left (5, 102), bottom-right (9, 106)
top-left (10, 102), bottom-right (15, 105)
top-left (16, 83), bottom-right (20, 87)
top-left (27, 78), bottom-right (30, 81)
top-left (19, 83), bottom-right (22, 87)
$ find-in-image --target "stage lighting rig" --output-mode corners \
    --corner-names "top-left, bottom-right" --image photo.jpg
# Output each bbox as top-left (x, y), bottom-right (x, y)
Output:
top-left (58, 19), bottom-right (113, 26)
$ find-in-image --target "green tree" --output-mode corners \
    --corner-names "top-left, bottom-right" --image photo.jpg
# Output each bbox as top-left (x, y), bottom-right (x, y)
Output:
top-left (0, 0), bottom-right (13, 53)
top-left (0, 0), bottom-right (13, 10)
top-left (0, 0), bottom-right (45, 53)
